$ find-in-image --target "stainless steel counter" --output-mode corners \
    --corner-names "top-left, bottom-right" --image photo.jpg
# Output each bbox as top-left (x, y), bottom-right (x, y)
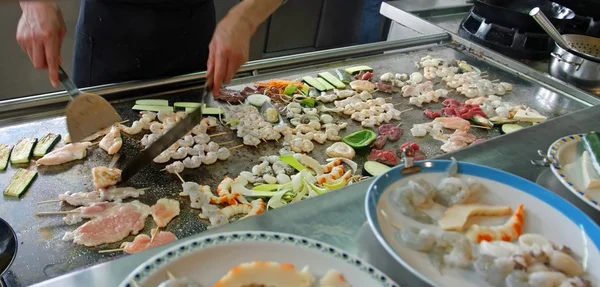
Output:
top-left (30, 103), bottom-right (600, 287)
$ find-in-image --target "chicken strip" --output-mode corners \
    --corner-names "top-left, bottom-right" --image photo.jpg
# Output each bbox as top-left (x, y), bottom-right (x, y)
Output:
top-left (92, 167), bottom-right (122, 189)
top-left (151, 198), bottom-right (180, 228)
top-left (36, 142), bottom-right (93, 166)
top-left (99, 125), bottom-right (122, 155)
top-left (121, 230), bottom-right (177, 254)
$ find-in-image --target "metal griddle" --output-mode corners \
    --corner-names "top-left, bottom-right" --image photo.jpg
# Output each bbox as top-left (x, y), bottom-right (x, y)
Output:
top-left (0, 43), bottom-right (590, 287)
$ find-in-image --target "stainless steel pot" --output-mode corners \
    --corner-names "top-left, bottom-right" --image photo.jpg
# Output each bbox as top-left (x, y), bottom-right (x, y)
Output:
top-left (549, 40), bottom-right (600, 95)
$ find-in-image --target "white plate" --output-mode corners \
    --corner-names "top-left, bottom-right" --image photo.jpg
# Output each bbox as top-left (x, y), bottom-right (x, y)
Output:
top-left (547, 133), bottom-right (600, 212)
top-left (365, 160), bottom-right (600, 287)
top-left (119, 231), bottom-right (399, 287)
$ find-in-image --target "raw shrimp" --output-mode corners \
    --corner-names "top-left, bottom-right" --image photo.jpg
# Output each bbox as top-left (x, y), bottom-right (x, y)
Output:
top-left (119, 121), bottom-right (144, 135)
top-left (183, 156), bottom-right (203, 169)
top-left (191, 123), bottom-right (208, 135)
top-left (243, 135), bottom-right (261, 146)
top-left (153, 151), bottom-right (171, 164)
top-left (395, 227), bottom-right (436, 252)
top-left (429, 231), bottom-right (473, 270)
top-left (202, 152), bottom-right (218, 165)
top-left (435, 159), bottom-right (483, 206)
top-left (216, 147), bottom-right (230, 160)
top-left (177, 135), bottom-right (194, 147)
top-left (474, 255), bottom-right (515, 286)
top-left (170, 148), bottom-right (188, 160)
top-left (334, 89), bottom-right (355, 99)
top-left (389, 179), bottom-right (436, 224)
top-left (164, 161), bottom-right (184, 174)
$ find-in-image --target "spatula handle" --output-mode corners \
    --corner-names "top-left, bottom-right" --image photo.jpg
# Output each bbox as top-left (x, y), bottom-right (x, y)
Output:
top-left (58, 66), bottom-right (82, 99)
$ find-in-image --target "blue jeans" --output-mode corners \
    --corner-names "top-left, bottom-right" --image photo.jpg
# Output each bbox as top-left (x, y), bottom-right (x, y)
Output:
top-left (359, 0), bottom-right (385, 44)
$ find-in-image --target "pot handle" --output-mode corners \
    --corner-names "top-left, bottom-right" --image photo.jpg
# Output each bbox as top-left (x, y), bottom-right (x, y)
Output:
top-left (551, 52), bottom-right (583, 70)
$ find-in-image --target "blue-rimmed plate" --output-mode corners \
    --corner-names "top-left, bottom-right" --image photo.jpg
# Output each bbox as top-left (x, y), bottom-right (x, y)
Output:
top-left (365, 160), bottom-right (600, 287)
top-left (118, 231), bottom-right (398, 287)
top-left (547, 133), bottom-right (600, 212)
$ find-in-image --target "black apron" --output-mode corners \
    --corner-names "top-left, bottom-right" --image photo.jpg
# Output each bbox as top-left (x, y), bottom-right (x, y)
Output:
top-left (72, 0), bottom-right (215, 88)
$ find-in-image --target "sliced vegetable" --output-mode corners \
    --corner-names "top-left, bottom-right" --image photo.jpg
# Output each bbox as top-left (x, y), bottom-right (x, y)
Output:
top-left (0, 144), bottom-right (12, 171)
top-left (33, 133), bottom-right (61, 157)
top-left (300, 85), bottom-right (310, 95)
top-left (173, 102), bottom-right (206, 109)
top-left (252, 184), bottom-right (282, 191)
top-left (471, 115), bottom-right (494, 128)
top-left (335, 68), bottom-right (353, 84)
top-left (184, 107), bottom-right (224, 115)
top-left (323, 177), bottom-right (347, 190)
top-left (344, 65), bottom-right (373, 75)
top-left (135, 99), bottom-right (169, 106)
top-left (10, 138), bottom-right (37, 164)
top-left (302, 76), bottom-right (326, 91)
top-left (279, 155), bottom-right (307, 172)
top-left (299, 98), bottom-right (316, 107)
top-left (363, 161), bottom-right (391, 176)
top-left (343, 130), bottom-right (377, 148)
top-left (489, 116), bottom-right (517, 125)
top-left (315, 78), bottom-right (335, 91)
top-left (246, 94), bottom-right (271, 107)
top-left (501, 124), bottom-right (524, 134)
top-left (583, 131), bottom-right (600, 174)
top-left (132, 105), bottom-right (173, 112)
top-left (318, 72), bottom-right (346, 89)
top-left (283, 84), bottom-right (298, 95)
top-left (3, 168), bottom-right (37, 197)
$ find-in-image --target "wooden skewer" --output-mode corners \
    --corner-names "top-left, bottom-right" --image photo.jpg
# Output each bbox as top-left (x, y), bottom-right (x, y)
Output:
top-left (36, 210), bottom-right (80, 216)
top-left (399, 107), bottom-right (414, 114)
top-left (216, 140), bottom-right (234, 145)
top-left (174, 171), bottom-right (185, 184)
top-left (383, 97), bottom-right (393, 100)
top-left (228, 144), bottom-right (244, 151)
top-left (166, 271), bottom-right (176, 280)
top-left (150, 227), bottom-right (159, 244)
top-left (108, 154), bottom-right (120, 169)
top-left (118, 120), bottom-right (130, 124)
top-left (37, 199), bottom-right (62, 205)
top-left (209, 132), bottom-right (227, 137)
top-left (98, 248), bottom-right (124, 254)
top-left (491, 79), bottom-right (500, 83)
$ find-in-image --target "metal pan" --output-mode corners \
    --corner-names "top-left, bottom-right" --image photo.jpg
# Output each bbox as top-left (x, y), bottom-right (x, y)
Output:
top-left (549, 37), bottom-right (600, 94)
top-left (474, 0), bottom-right (575, 31)
top-left (0, 218), bottom-right (17, 278)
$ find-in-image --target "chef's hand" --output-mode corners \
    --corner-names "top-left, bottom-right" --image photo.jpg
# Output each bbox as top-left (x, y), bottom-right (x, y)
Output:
top-left (206, 14), bottom-right (252, 95)
top-left (206, 0), bottom-right (282, 95)
top-left (16, 1), bottom-right (66, 88)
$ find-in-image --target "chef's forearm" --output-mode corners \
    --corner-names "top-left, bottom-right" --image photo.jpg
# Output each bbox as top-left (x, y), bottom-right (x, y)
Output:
top-left (229, 0), bottom-right (283, 34)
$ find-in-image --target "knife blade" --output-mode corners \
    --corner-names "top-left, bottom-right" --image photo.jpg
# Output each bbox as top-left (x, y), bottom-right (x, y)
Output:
top-left (120, 84), bottom-right (209, 182)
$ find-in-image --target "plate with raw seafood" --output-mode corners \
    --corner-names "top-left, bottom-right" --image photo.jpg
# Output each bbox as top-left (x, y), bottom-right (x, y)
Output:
top-left (119, 231), bottom-right (398, 287)
top-left (365, 159), bottom-right (600, 287)
top-left (547, 133), bottom-right (600, 213)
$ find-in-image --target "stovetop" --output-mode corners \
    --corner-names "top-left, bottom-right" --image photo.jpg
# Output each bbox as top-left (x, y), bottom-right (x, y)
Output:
top-left (458, 6), bottom-right (600, 60)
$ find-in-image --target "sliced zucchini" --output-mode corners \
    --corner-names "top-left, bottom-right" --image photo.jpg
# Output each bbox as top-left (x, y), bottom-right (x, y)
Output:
top-left (302, 76), bottom-right (326, 91)
top-left (3, 168), bottom-right (37, 197)
top-left (132, 105), bottom-right (174, 112)
top-left (185, 107), bottom-right (224, 115)
top-left (174, 102), bottom-right (207, 109)
top-left (33, 133), bottom-right (61, 157)
top-left (318, 72), bottom-right (346, 89)
top-left (489, 116), bottom-right (517, 125)
top-left (300, 85), bottom-right (310, 95)
top-left (10, 138), bottom-right (37, 164)
top-left (363, 161), bottom-right (391, 176)
top-left (0, 144), bottom-right (12, 171)
top-left (501, 124), bottom-right (524, 134)
top-left (583, 131), bottom-right (600, 174)
top-left (335, 68), bottom-right (353, 84)
top-left (316, 78), bottom-right (335, 91)
top-left (344, 65), bottom-right (373, 75)
top-left (471, 115), bottom-right (494, 128)
top-left (135, 99), bottom-right (169, 106)
top-left (283, 84), bottom-right (298, 95)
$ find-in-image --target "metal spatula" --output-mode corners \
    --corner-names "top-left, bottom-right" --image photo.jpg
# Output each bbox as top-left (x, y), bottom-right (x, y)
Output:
top-left (58, 66), bottom-right (122, 143)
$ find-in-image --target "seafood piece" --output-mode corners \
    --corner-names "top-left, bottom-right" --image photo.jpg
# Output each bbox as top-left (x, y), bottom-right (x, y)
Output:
top-left (325, 142), bottom-right (355, 159)
top-left (395, 227), bottom-right (436, 252)
top-left (435, 161), bottom-right (483, 206)
top-left (389, 179), bottom-right (436, 224)
top-left (440, 129), bottom-right (477, 153)
top-left (216, 147), bottom-right (230, 160)
top-left (63, 202), bottom-right (119, 225)
top-left (183, 155), bottom-right (203, 169)
top-left (119, 121), bottom-right (144, 135)
top-left (121, 230), bottom-right (177, 254)
top-left (474, 255), bottom-right (515, 286)
top-left (36, 142), bottom-right (93, 166)
top-left (529, 271), bottom-right (567, 287)
top-left (479, 241), bottom-right (521, 258)
top-left (214, 261), bottom-right (315, 287)
top-left (62, 201), bottom-right (151, 246)
top-left (191, 123), bottom-right (208, 135)
top-left (164, 161), bottom-right (185, 174)
top-left (317, 92), bottom-right (338, 103)
top-left (548, 250), bottom-right (584, 276)
top-left (151, 198), bottom-right (180, 228)
top-left (200, 116), bottom-right (218, 128)
top-left (429, 231), bottom-right (473, 270)
top-left (99, 125), bottom-right (122, 155)
top-left (158, 277), bottom-right (200, 287)
top-left (466, 204), bottom-right (525, 243)
top-left (505, 270), bottom-right (530, 287)
top-left (438, 204), bottom-right (512, 231)
top-left (349, 80), bottom-right (376, 93)
top-left (319, 270), bottom-right (350, 287)
top-left (92, 167), bottom-right (122, 189)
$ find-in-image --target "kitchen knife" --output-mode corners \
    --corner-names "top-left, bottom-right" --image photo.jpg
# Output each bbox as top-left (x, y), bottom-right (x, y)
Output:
top-left (120, 83), bottom-right (209, 182)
